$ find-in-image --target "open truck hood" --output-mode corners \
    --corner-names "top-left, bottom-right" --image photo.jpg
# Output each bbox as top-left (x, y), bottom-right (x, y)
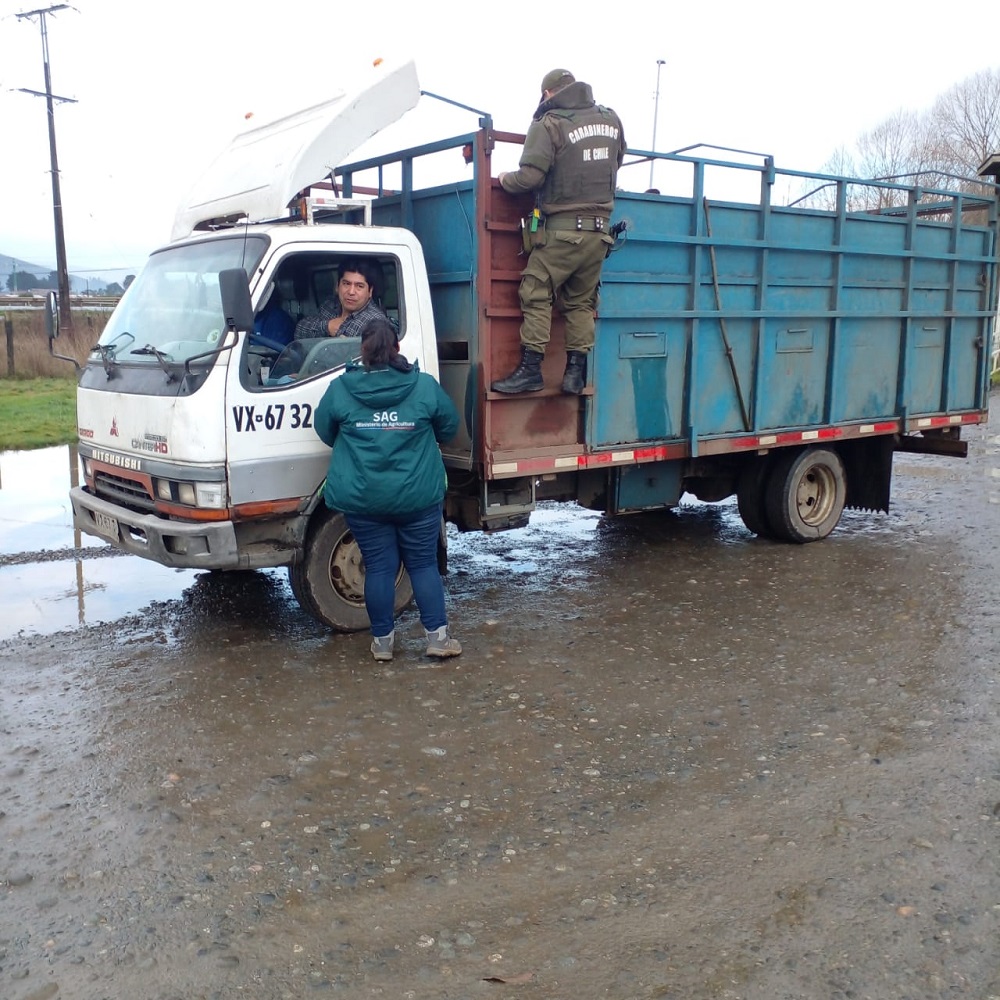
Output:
top-left (170, 59), bottom-right (420, 242)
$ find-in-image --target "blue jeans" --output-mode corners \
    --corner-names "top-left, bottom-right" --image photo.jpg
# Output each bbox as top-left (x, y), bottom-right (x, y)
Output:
top-left (345, 502), bottom-right (447, 637)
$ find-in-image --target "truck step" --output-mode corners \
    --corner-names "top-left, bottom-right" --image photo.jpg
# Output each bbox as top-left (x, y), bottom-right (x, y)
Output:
top-left (485, 386), bottom-right (594, 401)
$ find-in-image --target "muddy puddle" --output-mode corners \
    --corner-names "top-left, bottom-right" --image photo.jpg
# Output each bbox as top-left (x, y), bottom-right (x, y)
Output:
top-left (3, 403), bottom-right (1000, 999)
top-left (0, 445), bottom-right (223, 640)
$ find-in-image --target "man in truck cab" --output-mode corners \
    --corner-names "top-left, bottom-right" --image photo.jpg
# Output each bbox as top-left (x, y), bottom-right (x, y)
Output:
top-left (294, 258), bottom-right (393, 340)
top-left (491, 68), bottom-right (626, 395)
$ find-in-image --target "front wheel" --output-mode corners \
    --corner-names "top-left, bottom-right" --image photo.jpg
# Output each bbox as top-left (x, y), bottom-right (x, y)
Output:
top-left (288, 509), bottom-right (413, 631)
top-left (764, 447), bottom-right (846, 543)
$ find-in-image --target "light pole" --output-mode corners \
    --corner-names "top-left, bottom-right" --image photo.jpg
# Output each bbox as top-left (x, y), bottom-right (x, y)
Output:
top-left (650, 59), bottom-right (665, 191)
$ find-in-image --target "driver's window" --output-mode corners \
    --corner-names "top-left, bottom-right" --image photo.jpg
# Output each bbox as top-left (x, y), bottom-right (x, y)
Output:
top-left (243, 253), bottom-right (399, 391)
top-left (264, 336), bottom-right (362, 386)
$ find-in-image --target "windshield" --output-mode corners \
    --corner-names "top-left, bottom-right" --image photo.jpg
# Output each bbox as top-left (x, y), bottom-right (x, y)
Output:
top-left (95, 236), bottom-right (268, 366)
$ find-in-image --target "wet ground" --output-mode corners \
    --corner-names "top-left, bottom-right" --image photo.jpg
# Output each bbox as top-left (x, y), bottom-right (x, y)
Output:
top-left (2, 397), bottom-right (1000, 1000)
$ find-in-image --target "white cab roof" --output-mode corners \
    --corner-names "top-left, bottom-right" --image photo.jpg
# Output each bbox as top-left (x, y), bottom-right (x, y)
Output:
top-left (170, 59), bottom-right (420, 242)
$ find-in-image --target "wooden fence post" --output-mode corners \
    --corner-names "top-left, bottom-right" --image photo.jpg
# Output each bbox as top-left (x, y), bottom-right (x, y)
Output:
top-left (3, 315), bottom-right (13, 377)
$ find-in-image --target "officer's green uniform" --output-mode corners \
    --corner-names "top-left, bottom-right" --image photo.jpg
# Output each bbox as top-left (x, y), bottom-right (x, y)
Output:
top-left (498, 74), bottom-right (626, 367)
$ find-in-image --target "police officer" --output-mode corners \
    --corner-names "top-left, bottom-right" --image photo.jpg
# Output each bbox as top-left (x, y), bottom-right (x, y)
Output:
top-left (492, 68), bottom-right (626, 395)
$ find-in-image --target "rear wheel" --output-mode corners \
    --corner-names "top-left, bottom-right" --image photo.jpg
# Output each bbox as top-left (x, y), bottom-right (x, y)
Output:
top-left (288, 509), bottom-right (413, 631)
top-left (764, 447), bottom-right (846, 543)
top-left (736, 459), bottom-right (774, 537)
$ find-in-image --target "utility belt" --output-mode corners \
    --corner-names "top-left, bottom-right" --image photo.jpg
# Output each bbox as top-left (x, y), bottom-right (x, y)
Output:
top-left (543, 212), bottom-right (611, 232)
top-left (520, 211), bottom-right (613, 254)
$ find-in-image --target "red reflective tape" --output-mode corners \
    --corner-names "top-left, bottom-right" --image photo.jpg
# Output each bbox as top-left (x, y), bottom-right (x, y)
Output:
top-left (771, 427), bottom-right (844, 445)
top-left (490, 411), bottom-right (986, 478)
top-left (504, 457), bottom-right (560, 473)
top-left (923, 413), bottom-right (982, 428)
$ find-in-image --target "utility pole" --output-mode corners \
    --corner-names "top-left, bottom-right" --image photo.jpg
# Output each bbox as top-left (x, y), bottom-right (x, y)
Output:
top-left (17, 4), bottom-right (76, 332)
top-left (650, 59), bottom-right (665, 191)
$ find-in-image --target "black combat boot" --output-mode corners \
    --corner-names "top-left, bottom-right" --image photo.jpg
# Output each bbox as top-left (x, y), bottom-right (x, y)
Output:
top-left (561, 350), bottom-right (587, 394)
top-left (491, 346), bottom-right (544, 393)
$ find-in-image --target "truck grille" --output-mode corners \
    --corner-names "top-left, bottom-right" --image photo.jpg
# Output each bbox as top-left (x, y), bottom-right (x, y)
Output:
top-left (94, 470), bottom-right (155, 513)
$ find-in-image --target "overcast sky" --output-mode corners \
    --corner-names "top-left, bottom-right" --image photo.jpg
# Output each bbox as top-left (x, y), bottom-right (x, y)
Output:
top-left (2, 0), bottom-right (998, 277)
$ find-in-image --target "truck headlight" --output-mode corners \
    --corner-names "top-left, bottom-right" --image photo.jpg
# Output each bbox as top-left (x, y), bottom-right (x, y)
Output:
top-left (156, 479), bottom-right (227, 508)
top-left (195, 483), bottom-right (226, 508)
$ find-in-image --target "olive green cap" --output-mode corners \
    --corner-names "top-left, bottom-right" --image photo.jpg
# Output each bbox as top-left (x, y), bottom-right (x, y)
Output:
top-left (540, 68), bottom-right (575, 95)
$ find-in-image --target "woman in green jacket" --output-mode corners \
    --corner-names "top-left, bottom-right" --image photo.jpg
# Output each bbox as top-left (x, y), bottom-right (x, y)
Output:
top-left (314, 320), bottom-right (461, 661)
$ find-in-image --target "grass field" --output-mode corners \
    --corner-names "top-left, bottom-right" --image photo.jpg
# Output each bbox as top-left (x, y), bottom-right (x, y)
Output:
top-left (0, 377), bottom-right (78, 451)
top-left (0, 308), bottom-right (106, 451)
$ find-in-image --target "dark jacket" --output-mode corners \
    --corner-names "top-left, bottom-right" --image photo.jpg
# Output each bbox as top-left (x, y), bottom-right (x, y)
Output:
top-left (294, 297), bottom-right (391, 340)
top-left (314, 364), bottom-right (459, 516)
top-left (500, 81), bottom-right (626, 217)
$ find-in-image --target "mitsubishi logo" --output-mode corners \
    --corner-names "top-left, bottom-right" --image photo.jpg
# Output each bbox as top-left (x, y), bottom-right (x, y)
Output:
top-left (110, 417), bottom-right (119, 437)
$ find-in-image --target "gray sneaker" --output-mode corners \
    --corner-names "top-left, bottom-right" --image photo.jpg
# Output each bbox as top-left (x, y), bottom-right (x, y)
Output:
top-left (425, 626), bottom-right (462, 658)
top-left (370, 631), bottom-right (394, 662)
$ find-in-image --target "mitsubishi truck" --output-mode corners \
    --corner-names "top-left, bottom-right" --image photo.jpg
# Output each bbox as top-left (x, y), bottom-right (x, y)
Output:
top-left (61, 60), bottom-right (1000, 631)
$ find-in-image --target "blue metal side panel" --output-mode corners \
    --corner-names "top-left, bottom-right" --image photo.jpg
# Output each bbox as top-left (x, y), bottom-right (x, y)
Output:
top-left (758, 318), bottom-right (830, 427)
top-left (908, 323), bottom-right (946, 412)
top-left (590, 174), bottom-right (997, 451)
top-left (590, 307), bottom-right (685, 446)
top-left (589, 194), bottom-right (692, 445)
top-left (691, 317), bottom-right (756, 432)
top-left (372, 184), bottom-right (478, 340)
top-left (947, 318), bottom-right (980, 408)
top-left (833, 318), bottom-right (900, 419)
top-left (768, 211), bottom-right (838, 257)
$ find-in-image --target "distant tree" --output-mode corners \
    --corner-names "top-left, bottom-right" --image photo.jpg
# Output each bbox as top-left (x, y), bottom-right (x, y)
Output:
top-left (843, 109), bottom-right (930, 211)
top-left (798, 66), bottom-right (1000, 211)
top-left (926, 69), bottom-right (1000, 181)
top-left (45, 270), bottom-right (61, 290)
top-left (103, 282), bottom-right (125, 296)
top-left (792, 145), bottom-right (856, 211)
top-left (123, 274), bottom-right (136, 290)
top-left (6, 270), bottom-right (40, 292)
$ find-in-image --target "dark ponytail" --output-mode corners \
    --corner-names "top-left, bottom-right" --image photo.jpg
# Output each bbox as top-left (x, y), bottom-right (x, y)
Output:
top-left (360, 319), bottom-right (411, 372)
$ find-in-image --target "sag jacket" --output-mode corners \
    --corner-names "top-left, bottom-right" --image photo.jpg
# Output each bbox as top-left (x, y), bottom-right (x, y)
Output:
top-left (313, 364), bottom-right (459, 516)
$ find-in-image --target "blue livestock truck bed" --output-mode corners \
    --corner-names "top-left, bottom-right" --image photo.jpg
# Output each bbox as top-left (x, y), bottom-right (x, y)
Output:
top-left (338, 129), bottom-right (998, 484)
top-left (332, 127), bottom-right (998, 544)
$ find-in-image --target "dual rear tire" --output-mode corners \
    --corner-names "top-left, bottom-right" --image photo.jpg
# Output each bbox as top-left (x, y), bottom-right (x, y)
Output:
top-left (738, 447), bottom-right (847, 543)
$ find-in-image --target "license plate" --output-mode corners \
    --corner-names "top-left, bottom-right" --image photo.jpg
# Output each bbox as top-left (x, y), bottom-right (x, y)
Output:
top-left (92, 511), bottom-right (119, 539)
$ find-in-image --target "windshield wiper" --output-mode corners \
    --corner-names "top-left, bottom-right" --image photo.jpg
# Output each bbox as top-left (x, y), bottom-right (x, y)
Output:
top-left (131, 344), bottom-right (177, 382)
top-left (93, 343), bottom-right (120, 378)
top-left (92, 331), bottom-right (136, 379)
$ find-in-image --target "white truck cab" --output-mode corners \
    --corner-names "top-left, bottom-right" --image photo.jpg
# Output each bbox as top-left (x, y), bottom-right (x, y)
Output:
top-left (70, 61), bottom-right (431, 630)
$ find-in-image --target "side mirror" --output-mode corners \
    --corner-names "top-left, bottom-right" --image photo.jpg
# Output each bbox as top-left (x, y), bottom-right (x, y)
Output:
top-left (46, 289), bottom-right (80, 372)
top-left (218, 268), bottom-right (255, 332)
top-left (45, 291), bottom-right (59, 341)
